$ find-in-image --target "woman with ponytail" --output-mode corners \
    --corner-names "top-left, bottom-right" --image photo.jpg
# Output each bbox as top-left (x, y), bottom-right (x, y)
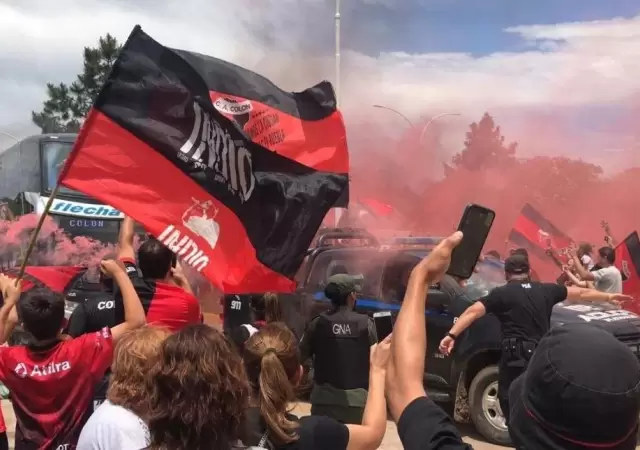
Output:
top-left (230, 293), bottom-right (286, 352)
top-left (242, 322), bottom-right (389, 450)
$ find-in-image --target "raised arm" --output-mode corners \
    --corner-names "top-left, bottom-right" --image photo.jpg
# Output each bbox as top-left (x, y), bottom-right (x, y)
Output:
top-left (117, 216), bottom-right (136, 261)
top-left (571, 253), bottom-right (595, 281)
top-left (563, 268), bottom-right (588, 288)
top-left (101, 260), bottom-right (146, 343)
top-left (345, 336), bottom-right (390, 450)
top-left (0, 276), bottom-right (21, 345)
top-left (439, 301), bottom-right (487, 356)
top-left (386, 232), bottom-right (463, 418)
top-left (565, 286), bottom-right (631, 305)
top-left (601, 221), bottom-right (617, 248)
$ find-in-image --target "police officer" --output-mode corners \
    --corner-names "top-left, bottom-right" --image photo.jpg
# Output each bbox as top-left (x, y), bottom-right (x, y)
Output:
top-left (438, 254), bottom-right (631, 425)
top-left (222, 294), bottom-right (252, 336)
top-left (65, 259), bottom-right (120, 415)
top-left (300, 273), bottom-right (377, 424)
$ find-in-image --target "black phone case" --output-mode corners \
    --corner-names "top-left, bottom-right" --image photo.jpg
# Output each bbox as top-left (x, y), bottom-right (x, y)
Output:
top-left (447, 204), bottom-right (496, 279)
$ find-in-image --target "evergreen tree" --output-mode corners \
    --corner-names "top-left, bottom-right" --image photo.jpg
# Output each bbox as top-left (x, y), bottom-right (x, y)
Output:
top-left (31, 34), bottom-right (121, 133)
top-left (451, 112), bottom-right (517, 171)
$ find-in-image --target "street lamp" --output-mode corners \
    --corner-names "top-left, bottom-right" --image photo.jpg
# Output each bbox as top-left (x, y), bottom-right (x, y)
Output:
top-left (0, 132), bottom-right (19, 142)
top-left (335, 0), bottom-right (341, 108)
top-left (333, 0), bottom-right (343, 226)
top-left (372, 104), bottom-right (414, 128)
top-left (418, 112), bottom-right (461, 145)
top-left (372, 106), bottom-right (460, 145)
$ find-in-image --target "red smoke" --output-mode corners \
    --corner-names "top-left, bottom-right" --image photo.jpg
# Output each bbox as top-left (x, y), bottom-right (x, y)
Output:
top-left (348, 111), bottom-right (640, 279)
top-left (0, 214), bottom-right (117, 281)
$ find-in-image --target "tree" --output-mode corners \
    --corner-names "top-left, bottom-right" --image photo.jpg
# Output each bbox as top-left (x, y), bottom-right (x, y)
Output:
top-left (32, 34), bottom-right (122, 133)
top-left (450, 112), bottom-right (517, 171)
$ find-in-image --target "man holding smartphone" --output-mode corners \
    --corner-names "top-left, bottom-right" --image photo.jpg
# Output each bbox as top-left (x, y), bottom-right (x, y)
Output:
top-left (300, 273), bottom-right (377, 424)
top-left (439, 253), bottom-right (631, 424)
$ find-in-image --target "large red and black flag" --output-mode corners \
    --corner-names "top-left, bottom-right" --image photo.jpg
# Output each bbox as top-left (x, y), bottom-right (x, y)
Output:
top-left (171, 35), bottom-right (348, 207)
top-left (59, 26), bottom-right (348, 294)
top-left (614, 231), bottom-right (640, 313)
top-left (508, 203), bottom-right (573, 263)
top-left (1, 266), bottom-right (85, 295)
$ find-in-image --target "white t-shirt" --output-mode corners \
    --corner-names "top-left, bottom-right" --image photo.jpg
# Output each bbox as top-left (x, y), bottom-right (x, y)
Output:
top-left (591, 266), bottom-right (623, 294)
top-left (77, 400), bottom-right (149, 450)
top-left (580, 254), bottom-right (595, 270)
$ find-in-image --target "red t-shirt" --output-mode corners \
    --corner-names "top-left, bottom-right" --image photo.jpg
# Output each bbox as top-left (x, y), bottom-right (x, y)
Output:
top-left (0, 328), bottom-right (113, 449)
top-left (119, 258), bottom-right (201, 332)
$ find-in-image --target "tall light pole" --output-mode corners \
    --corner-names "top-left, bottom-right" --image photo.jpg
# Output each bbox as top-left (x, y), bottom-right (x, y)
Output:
top-left (335, 0), bottom-right (341, 107)
top-left (418, 112), bottom-right (461, 145)
top-left (333, 0), bottom-right (344, 227)
top-left (0, 132), bottom-right (19, 142)
top-left (372, 104), bottom-right (414, 128)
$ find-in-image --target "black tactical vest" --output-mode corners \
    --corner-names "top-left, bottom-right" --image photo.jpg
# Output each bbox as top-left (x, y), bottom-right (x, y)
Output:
top-left (312, 309), bottom-right (371, 390)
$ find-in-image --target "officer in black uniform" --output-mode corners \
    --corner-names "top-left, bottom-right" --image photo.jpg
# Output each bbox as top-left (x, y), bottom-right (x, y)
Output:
top-left (299, 273), bottom-right (377, 424)
top-left (65, 262), bottom-right (119, 415)
top-left (438, 254), bottom-right (630, 425)
top-left (222, 294), bottom-right (252, 335)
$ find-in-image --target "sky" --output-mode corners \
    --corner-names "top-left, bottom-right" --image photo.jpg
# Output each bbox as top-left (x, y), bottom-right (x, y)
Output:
top-left (1, 0), bottom-right (640, 170)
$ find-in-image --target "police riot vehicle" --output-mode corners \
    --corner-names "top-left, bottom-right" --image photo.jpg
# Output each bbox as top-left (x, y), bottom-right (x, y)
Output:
top-left (222, 228), bottom-right (640, 445)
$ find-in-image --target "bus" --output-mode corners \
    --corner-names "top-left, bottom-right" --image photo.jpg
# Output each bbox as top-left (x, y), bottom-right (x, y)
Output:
top-left (0, 133), bottom-right (128, 243)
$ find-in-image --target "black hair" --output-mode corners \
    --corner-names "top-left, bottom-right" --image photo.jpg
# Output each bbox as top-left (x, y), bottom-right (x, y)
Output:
top-left (598, 246), bottom-right (615, 265)
top-left (18, 288), bottom-right (65, 341)
top-left (325, 284), bottom-right (351, 306)
top-left (511, 248), bottom-right (530, 260)
top-left (137, 238), bottom-right (174, 280)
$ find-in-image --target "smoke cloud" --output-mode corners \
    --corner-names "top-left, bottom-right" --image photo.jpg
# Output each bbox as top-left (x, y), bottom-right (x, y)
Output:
top-left (3, 1), bottom-right (640, 281)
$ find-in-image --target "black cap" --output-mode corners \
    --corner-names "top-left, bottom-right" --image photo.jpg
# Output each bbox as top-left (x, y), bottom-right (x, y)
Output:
top-left (510, 323), bottom-right (640, 449)
top-left (504, 254), bottom-right (530, 274)
top-left (324, 274), bottom-right (363, 302)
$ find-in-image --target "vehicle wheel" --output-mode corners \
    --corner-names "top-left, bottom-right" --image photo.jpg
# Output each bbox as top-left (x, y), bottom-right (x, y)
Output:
top-left (468, 365), bottom-right (511, 446)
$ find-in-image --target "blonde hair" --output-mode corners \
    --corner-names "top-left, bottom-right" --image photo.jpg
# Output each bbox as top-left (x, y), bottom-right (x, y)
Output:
top-left (243, 322), bottom-right (300, 445)
top-left (107, 326), bottom-right (171, 416)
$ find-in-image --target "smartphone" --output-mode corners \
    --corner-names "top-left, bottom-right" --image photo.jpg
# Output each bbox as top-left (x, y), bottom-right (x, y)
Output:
top-left (447, 204), bottom-right (496, 279)
top-left (373, 311), bottom-right (393, 342)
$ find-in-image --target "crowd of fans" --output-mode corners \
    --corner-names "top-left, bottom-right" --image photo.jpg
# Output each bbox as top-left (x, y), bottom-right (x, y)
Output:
top-left (0, 217), bottom-right (638, 450)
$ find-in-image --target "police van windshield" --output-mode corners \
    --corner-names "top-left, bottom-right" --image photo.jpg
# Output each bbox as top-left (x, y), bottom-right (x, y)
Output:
top-left (408, 250), bottom-right (505, 300)
top-left (465, 259), bottom-right (506, 300)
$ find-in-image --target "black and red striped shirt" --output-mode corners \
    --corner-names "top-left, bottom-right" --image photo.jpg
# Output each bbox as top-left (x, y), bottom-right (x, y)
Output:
top-left (118, 258), bottom-right (201, 332)
top-left (0, 328), bottom-right (113, 449)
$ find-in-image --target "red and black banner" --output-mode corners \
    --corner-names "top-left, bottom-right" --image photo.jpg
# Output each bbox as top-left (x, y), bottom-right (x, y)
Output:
top-left (60, 26), bottom-right (348, 294)
top-left (508, 203), bottom-right (573, 263)
top-left (172, 35), bottom-right (348, 207)
top-left (2, 266), bottom-right (85, 294)
top-left (615, 231), bottom-right (640, 313)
